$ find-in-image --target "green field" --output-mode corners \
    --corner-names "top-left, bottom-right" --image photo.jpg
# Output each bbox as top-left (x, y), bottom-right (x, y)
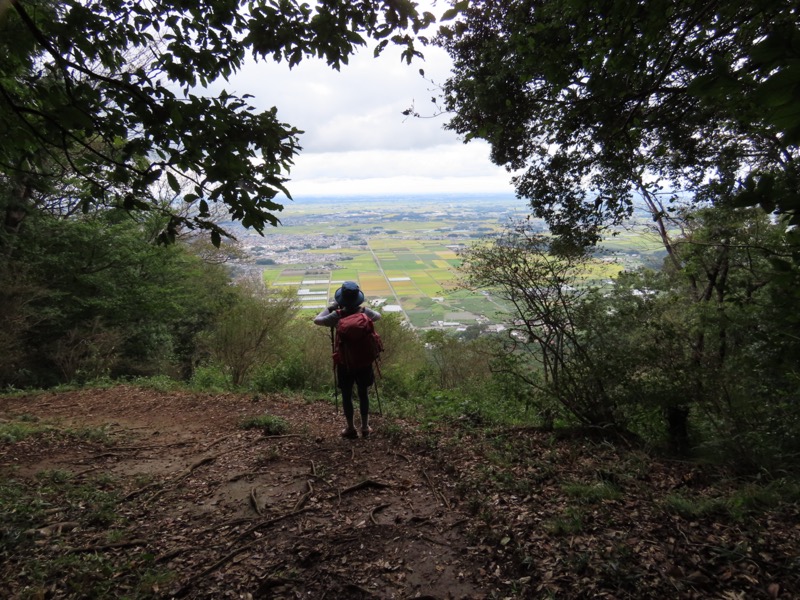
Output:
top-left (265, 237), bottom-right (470, 325)
top-left (254, 195), bottom-right (660, 329)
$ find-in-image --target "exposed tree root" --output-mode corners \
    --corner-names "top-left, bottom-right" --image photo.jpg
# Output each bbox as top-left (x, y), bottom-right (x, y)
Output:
top-left (335, 479), bottom-right (390, 499)
top-left (369, 503), bottom-right (391, 525)
top-left (66, 539), bottom-right (149, 553)
top-left (172, 508), bottom-right (313, 597)
top-left (200, 432), bottom-right (239, 453)
top-left (293, 479), bottom-right (315, 511)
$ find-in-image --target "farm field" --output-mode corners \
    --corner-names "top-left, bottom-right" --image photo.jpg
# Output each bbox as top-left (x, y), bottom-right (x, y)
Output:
top-left (241, 194), bottom-right (664, 330)
top-left (265, 238), bottom-right (476, 329)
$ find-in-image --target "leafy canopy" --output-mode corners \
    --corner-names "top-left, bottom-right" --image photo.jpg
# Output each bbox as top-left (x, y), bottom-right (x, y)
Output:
top-left (1, 0), bottom-right (434, 244)
top-left (439, 0), bottom-right (800, 249)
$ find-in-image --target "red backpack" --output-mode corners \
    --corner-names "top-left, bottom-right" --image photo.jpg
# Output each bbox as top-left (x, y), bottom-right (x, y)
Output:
top-left (334, 310), bottom-right (383, 370)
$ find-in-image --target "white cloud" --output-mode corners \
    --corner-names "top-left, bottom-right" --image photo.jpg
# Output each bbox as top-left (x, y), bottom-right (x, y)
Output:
top-left (285, 143), bottom-right (515, 197)
top-left (210, 4), bottom-right (515, 196)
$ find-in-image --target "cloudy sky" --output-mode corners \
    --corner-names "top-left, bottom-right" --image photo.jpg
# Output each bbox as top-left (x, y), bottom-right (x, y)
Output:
top-left (217, 9), bottom-right (518, 199)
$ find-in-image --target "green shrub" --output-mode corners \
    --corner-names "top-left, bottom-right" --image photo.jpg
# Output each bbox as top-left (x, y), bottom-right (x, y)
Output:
top-left (250, 355), bottom-right (309, 392)
top-left (189, 364), bottom-right (229, 392)
top-left (128, 375), bottom-right (181, 392)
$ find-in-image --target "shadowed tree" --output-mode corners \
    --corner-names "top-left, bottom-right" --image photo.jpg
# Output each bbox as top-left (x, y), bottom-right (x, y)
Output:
top-left (1, 0), bottom-right (434, 244)
top-left (438, 0), bottom-right (800, 253)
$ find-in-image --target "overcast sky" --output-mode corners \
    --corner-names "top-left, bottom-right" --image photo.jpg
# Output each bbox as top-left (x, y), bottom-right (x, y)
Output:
top-left (216, 9), bottom-right (518, 199)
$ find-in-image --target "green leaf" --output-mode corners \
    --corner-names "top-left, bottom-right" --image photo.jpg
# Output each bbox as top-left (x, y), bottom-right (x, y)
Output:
top-left (374, 39), bottom-right (389, 57)
top-left (211, 229), bottom-right (221, 248)
top-left (440, 8), bottom-right (460, 21)
top-left (167, 172), bottom-right (180, 193)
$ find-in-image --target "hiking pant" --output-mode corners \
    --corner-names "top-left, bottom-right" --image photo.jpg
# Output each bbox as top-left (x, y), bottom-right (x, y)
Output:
top-left (337, 365), bottom-right (374, 423)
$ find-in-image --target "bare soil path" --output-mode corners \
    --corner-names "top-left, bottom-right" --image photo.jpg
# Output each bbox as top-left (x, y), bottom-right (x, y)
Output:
top-left (1, 387), bottom-right (497, 599)
top-left (2, 386), bottom-right (799, 599)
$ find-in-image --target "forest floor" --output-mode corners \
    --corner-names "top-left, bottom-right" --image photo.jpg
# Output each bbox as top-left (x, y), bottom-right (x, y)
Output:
top-left (1, 386), bottom-right (799, 599)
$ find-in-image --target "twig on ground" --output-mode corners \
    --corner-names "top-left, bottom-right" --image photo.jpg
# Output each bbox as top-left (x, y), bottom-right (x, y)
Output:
top-left (178, 456), bottom-right (216, 480)
top-left (123, 481), bottom-right (160, 501)
top-left (126, 455), bottom-right (217, 503)
top-left (110, 442), bottom-right (190, 451)
top-left (417, 534), bottom-right (452, 547)
top-left (89, 452), bottom-right (125, 460)
top-left (235, 507), bottom-right (313, 543)
top-left (421, 469), bottom-right (451, 509)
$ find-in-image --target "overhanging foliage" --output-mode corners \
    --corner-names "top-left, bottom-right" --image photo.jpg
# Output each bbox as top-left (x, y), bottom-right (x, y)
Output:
top-left (1, 0), bottom-right (434, 243)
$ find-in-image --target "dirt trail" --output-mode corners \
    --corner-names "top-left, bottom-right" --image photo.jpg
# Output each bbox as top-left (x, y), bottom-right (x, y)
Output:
top-left (4, 387), bottom-right (800, 599)
top-left (0, 387), bottom-right (498, 599)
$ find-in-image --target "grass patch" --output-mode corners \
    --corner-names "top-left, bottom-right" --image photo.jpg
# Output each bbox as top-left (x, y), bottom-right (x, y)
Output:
top-left (544, 508), bottom-right (586, 535)
top-left (663, 478), bottom-right (800, 521)
top-left (240, 414), bottom-right (290, 435)
top-left (1, 469), bottom-right (175, 597)
top-left (128, 375), bottom-right (183, 392)
top-left (562, 481), bottom-right (622, 504)
top-left (0, 414), bottom-right (52, 442)
top-left (662, 493), bottom-right (727, 519)
top-left (1, 415), bottom-right (113, 446)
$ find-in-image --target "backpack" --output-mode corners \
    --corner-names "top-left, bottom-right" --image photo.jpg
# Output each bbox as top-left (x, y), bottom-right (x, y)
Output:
top-left (334, 310), bottom-right (383, 370)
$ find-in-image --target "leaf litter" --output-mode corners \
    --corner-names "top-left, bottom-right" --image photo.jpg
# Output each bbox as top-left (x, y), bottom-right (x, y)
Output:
top-left (0, 386), bottom-right (798, 599)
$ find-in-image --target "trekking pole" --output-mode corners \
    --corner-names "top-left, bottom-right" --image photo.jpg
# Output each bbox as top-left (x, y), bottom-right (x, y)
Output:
top-left (373, 359), bottom-right (383, 416)
top-left (330, 326), bottom-right (339, 414)
top-left (373, 379), bottom-right (383, 416)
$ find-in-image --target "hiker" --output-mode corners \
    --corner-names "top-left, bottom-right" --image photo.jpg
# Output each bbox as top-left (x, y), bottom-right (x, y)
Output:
top-left (314, 281), bottom-right (382, 439)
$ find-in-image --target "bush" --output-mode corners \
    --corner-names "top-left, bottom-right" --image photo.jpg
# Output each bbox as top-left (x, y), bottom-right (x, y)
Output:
top-left (250, 356), bottom-right (309, 392)
top-left (189, 364), bottom-right (229, 392)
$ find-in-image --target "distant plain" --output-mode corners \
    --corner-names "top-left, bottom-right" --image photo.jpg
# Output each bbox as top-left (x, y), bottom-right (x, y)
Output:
top-left (244, 194), bottom-right (666, 329)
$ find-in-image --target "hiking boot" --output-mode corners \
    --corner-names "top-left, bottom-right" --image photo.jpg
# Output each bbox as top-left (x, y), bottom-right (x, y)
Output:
top-left (341, 427), bottom-right (358, 439)
top-left (361, 426), bottom-right (373, 438)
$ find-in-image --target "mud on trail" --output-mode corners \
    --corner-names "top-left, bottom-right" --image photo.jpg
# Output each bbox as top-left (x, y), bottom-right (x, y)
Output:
top-left (0, 387), bottom-right (497, 599)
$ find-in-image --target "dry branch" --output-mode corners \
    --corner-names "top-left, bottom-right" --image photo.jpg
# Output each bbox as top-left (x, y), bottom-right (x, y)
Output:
top-left (421, 469), bottom-right (451, 509)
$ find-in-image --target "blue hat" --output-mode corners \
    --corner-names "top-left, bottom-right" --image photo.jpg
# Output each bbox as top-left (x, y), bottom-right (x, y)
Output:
top-left (335, 281), bottom-right (364, 308)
